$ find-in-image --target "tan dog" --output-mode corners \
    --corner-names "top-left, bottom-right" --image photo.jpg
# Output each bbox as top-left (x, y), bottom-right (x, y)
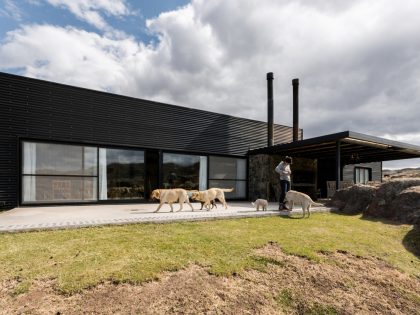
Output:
top-left (190, 192), bottom-right (217, 210)
top-left (191, 188), bottom-right (234, 210)
top-left (284, 190), bottom-right (323, 218)
top-left (150, 189), bottom-right (194, 212)
top-left (251, 199), bottom-right (268, 211)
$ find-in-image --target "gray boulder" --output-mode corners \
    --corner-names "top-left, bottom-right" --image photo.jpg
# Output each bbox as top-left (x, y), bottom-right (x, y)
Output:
top-left (391, 186), bottom-right (420, 224)
top-left (327, 184), bottom-right (377, 214)
top-left (364, 179), bottom-right (420, 224)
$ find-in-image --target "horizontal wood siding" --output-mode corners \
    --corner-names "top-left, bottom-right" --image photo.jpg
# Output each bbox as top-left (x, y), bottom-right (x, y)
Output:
top-left (0, 72), bottom-right (295, 207)
top-left (343, 162), bottom-right (382, 182)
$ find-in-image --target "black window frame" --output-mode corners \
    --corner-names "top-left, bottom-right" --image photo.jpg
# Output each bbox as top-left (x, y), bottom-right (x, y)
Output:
top-left (20, 140), bottom-right (99, 205)
top-left (18, 138), bottom-right (249, 205)
top-left (354, 166), bottom-right (372, 184)
top-left (208, 155), bottom-right (248, 199)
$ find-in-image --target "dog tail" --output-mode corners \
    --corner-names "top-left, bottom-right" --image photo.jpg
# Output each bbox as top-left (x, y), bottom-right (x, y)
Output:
top-left (222, 188), bottom-right (234, 192)
top-left (251, 202), bottom-right (255, 207)
top-left (311, 201), bottom-right (324, 207)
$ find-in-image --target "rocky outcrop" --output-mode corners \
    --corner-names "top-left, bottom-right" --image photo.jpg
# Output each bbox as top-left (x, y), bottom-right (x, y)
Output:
top-left (364, 179), bottom-right (420, 224)
top-left (327, 185), bottom-right (377, 214)
top-left (391, 186), bottom-right (420, 224)
top-left (329, 179), bottom-right (420, 225)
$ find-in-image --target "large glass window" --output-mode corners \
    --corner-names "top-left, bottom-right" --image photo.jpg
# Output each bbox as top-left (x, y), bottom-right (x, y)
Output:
top-left (22, 142), bottom-right (97, 203)
top-left (209, 156), bottom-right (247, 198)
top-left (163, 153), bottom-right (207, 190)
top-left (99, 148), bottom-right (145, 200)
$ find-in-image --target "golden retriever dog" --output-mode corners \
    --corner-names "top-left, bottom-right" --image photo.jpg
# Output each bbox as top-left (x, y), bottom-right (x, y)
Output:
top-left (284, 190), bottom-right (323, 218)
top-left (191, 188), bottom-right (234, 210)
top-left (251, 199), bottom-right (268, 211)
top-left (150, 189), bottom-right (194, 212)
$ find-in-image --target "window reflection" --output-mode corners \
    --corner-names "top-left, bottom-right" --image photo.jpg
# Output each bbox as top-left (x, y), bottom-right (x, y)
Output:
top-left (209, 156), bottom-right (247, 199)
top-left (21, 142), bottom-right (248, 203)
top-left (208, 180), bottom-right (246, 199)
top-left (23, 176), bottom-right (97, 202)
top-left (23, 142), bottom-right (97, 176)
top-left (22, 141), bottom-right (98, 203)
top-left (163, 153), bottom-right (207, 190)
top-left (99, 148), bottom-right (145, 200)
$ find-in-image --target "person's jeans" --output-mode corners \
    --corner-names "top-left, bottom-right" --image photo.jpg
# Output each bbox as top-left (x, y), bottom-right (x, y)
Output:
top-left (279, 180), bottom-right (291, 206)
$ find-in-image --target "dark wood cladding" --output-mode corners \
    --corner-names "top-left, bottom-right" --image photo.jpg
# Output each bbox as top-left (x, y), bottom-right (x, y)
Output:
top-left (0, 72), bottom-right (296, 207)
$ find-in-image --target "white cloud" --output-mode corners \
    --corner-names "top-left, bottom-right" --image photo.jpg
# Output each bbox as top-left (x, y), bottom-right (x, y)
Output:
top-left (0, 0), bottom-right (23, 21)
top-left (1, 0), bottom-right (420, 168)
top-left (44, 0), bottom-right (132, 33)
top-left (0, 24), bottom-right (140, 91)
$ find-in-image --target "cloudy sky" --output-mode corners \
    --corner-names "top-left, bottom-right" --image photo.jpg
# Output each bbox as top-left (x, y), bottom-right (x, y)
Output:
top-left (1, 0), bottom-right (420, 169)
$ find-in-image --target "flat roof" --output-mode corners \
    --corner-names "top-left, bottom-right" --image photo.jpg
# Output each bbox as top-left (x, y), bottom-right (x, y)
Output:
top-left (249, 131), bottom-right (420, 164)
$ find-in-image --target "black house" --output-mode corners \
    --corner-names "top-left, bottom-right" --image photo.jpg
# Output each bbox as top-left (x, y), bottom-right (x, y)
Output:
top-left (0, 72), bottom-right (298, 208)
top-left (1, 72), bottom-right (420, 208)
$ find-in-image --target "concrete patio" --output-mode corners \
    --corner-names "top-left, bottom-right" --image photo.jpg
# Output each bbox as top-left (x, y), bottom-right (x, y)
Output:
top-left (0, 202), bottom-right (332, 232)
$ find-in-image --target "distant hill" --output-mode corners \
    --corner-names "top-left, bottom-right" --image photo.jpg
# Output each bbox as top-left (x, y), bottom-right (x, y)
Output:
top-left (383, 167), bottom-right (420, 179)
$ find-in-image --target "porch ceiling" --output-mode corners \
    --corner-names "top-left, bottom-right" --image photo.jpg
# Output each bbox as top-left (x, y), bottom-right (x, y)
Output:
top-left (248, 131), bottom-right (420, 165)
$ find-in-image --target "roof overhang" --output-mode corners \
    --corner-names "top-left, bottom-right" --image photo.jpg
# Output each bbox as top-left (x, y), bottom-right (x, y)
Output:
top-left (248, 131), bottom-right (420, 165)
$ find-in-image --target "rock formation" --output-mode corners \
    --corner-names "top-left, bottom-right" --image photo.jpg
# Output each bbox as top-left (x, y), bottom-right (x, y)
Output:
top-left (328, 179), bottom-right (420, 225)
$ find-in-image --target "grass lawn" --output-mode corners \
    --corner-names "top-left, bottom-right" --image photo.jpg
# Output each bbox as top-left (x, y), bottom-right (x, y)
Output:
top-left (0, 212), bottom-right (418, 294)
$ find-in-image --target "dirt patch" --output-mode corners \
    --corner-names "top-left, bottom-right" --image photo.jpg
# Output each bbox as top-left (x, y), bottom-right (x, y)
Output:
top-left (1, 243), bottom-right (419, 314)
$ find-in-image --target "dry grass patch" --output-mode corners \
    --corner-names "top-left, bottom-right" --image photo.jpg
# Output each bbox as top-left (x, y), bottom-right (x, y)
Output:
top-left (0, 243), bottom-right (418, 314)
top-left (0, 213), bottom-right (418, 296)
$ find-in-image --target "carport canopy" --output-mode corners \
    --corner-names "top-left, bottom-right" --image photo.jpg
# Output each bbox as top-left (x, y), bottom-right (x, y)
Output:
top-left (249, 131), bottom-right (420, 189)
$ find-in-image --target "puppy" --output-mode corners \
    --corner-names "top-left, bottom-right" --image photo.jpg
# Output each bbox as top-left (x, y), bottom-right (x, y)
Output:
top-left (186, 190), bottom-right (217, 210)
top-left (150, 188), bottom-right (194, 212)
top-left (200, 199), bottom-right (217, 210)
top-left (191, 193), bottom-right (218, 210)
top-left (251, 199), bottom-right (268, 211)
top-left (191, 188), bottom-right (234, 210)
top-left (284, 190), bottom-right (323, 218)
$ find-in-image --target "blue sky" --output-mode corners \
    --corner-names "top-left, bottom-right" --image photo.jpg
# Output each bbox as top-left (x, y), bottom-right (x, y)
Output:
top-left (1, 0), bottom-right (420, 169)
top-left (0, 0), bottom-right (190, 43)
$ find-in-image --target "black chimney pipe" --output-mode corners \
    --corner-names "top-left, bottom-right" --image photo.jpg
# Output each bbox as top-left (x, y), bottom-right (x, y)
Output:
top-left (292, 78), bottom-right (299, 142)
top-left (267, 72), bottom-right (274, 147)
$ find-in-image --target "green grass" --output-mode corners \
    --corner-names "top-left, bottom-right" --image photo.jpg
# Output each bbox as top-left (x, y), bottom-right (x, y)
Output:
top-left (277, 288), bottom-right (339, 314)
top-left (0, 213), bottom-right (418, 294)
top-left (276, 289), bottom-right (294, 308)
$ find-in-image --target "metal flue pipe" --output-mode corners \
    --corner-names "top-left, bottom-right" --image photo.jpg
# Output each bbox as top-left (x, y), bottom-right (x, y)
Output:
top-left (292, 78), bottom-right (299, 142)
top-left (267, 72), bottom-right (274, 147)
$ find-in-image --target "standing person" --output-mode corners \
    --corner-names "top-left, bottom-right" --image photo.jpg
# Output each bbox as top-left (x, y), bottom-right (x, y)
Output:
top-left (275, 156), bottom-right (292, 210)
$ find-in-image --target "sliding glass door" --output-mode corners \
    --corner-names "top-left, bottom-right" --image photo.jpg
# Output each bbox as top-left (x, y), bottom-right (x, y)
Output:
top-left (22, 141), bottom-right (146, 203)
top-left (162, 153), bottom-right (207, 190)
top-left (209, 156), bottom-right (247, 198)
top-left (21, 141), bottom-right (247, 204)
top-left (99, 148), bottom-right (145, 200)
top-left (22, 141), bottom-right (97, 203)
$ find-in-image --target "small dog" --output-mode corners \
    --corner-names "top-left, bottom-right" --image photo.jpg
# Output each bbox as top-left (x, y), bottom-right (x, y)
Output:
top-left (251, 199), bottom-right (268, 211)
top-left (200, 199), bottom-right (217, 210)
top-left (150, 188), bottom-right (194, 212)
top-left (284, 190), bottom-right (323, 218)
top-left (191, 188), bottom-right (234, 210)
top-left (187, 190), bottom-right (217, 210)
